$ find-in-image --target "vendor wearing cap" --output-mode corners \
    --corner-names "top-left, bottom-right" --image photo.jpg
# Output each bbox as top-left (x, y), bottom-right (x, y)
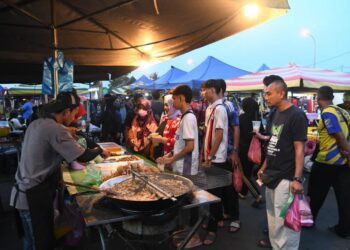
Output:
top-left (10, 92), bottom-right (107, 250)
top-left (337, 92), bottom-right (350, 114)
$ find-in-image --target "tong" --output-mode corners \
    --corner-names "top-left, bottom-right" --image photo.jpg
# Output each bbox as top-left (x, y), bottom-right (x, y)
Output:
top-left (63, 181), bottom-right (119, 197)
top-left (130, 169), bottom-right (177, 202)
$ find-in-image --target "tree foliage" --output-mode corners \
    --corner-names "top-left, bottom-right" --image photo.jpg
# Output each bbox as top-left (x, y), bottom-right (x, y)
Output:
top-left (149, 72), bottom-right (159, 80)
top-left (110, 75), bottom-right (136, 88)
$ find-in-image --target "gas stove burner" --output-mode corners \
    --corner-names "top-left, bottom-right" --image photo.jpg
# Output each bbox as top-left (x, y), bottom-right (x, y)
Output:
top-left (119, 202), bottom-right (180, 215)
top-left (121, 204), bottom-right (180, 225)
top-left (122, 218), bottom-right (178, 236)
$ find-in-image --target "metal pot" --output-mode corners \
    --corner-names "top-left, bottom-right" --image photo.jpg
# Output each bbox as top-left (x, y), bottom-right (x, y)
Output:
top-left (99, 173), bottom-right (194, 213)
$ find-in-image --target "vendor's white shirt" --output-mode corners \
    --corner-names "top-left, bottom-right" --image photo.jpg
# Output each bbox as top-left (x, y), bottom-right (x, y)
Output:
top-left (172, 112), bottom-right (199, 175)
top-left (204, 99), bottom-right (228, 163)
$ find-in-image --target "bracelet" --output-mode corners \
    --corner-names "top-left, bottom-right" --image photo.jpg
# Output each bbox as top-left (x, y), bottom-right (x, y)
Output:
top-left (293, 176), bottom-right (304, 183)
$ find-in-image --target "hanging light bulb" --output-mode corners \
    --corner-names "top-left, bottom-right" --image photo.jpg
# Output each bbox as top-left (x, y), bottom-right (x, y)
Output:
top-left (244, 3), bottom-right (260, 18)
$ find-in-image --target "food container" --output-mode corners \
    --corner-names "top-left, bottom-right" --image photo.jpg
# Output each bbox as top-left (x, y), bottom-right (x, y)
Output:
top-left (94, 163), bottom-right (127, 176)
top-left (97, 142), bottom-right (119, 148)
top-left (97, 142), bottom-right (125, 155)
top-left (0, 121), bottom-right (10, 137)
top-left (95, 156), bottom-right (144, 176)
top-left (105, 155), bottom-right (143, 163)
top-left (157, 163), bottom-right (165, 171)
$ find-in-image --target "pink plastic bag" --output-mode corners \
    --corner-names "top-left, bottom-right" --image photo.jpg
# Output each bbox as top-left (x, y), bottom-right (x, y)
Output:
top-left (284, 195), bottom-right (301, 232)
top-left (305, 140), bottom-right (316, 156)
top-left (299, 195), bottom-right (314, 227)
top-left (232, 163), bottom-right (243, 193)
top-left (248, 136), bottom-right (261, 165)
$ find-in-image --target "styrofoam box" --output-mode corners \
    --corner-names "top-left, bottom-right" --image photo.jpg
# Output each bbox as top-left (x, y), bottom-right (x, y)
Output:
top-left (95, 157), bottom-right (143, 176)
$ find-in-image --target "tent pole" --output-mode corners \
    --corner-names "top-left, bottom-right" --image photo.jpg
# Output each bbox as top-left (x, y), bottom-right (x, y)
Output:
top-left (51, 0), bottom-right (59, 99)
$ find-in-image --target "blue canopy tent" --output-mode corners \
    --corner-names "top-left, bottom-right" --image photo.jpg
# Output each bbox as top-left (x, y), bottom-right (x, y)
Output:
top-left (136, 75), bottom-right (153, 84)
top-left (256, 64), bottom-right (270, 72)
top-left (129, 75), bottom-right (153, 89)
top-left (155, 66), bottom-right (187, 88)
top-left (142, 83), bottom-right (159, 90)
top-left (170, 56), bottom-right (251, 89)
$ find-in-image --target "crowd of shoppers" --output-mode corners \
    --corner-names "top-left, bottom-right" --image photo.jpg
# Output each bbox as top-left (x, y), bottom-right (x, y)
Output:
top-left (7, 74), bottom-right (350, 250)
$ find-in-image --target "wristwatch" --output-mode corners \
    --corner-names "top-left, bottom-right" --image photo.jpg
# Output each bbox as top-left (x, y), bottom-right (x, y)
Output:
top-left (293, 176), bottom-right (303, 183)
top-left (208, 155), bottom-right (216, 161)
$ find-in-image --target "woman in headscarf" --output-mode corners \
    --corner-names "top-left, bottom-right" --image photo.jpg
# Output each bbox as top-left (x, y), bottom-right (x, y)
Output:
top-left (151, 94), bottom-right (181, 159)
top-left (239, 97), bottom-right (263, 207)
top-left (128, 99), bottom-right (158, 157)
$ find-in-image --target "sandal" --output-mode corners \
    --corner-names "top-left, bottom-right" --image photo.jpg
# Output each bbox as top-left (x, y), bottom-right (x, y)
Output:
top-left (238, 193), bottom-right (246, 199)
top-left (202, 220), bottom-right (225, 229)
top-left (258, 239), bottom-right (272, 248)
top-left (203, 232), bottom-right (216, 246)
top-left (228, 221), bottom-right (241, 233)
top-left (174, 233), bottom-right (202, 249)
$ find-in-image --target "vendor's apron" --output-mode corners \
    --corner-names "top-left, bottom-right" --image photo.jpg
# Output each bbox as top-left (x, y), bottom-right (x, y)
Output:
top-left (14, 169), bottom-right (61, 250)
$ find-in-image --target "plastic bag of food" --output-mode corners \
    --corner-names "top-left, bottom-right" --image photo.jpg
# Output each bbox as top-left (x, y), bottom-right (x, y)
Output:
top-left (284, 195), bottom-right (301, 232)
top-left (82, 164), bottom-right (102, 186)
top-left (248, 136), bottom-right (261, 165)
top-left (299, 195), bottom-right (314, 227)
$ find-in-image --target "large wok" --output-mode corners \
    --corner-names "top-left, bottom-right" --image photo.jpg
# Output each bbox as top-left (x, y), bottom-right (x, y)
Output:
top-left (99, 172), bottom-right (194, 213)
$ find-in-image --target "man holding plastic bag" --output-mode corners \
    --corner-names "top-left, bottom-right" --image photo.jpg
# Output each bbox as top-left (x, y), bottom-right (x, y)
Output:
top-left (257, 78), bottom-right (308, 250)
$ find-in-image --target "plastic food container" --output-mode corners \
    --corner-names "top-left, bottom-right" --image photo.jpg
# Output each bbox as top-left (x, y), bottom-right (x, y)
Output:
top-left (95, 157), bottom-right (143, 176)
top-left (0, 121), bottom-right (10, 137)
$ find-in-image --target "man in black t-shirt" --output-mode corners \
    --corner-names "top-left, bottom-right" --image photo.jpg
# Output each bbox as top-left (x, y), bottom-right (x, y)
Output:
top-left (257, 78), bottom-right (307, 250)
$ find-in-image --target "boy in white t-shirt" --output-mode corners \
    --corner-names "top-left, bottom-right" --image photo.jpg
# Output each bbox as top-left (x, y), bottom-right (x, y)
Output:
top-left (202, 79), bottom-right (240, 246)
top-left (157, 85), bottom-right (199, 175)
top-left (156, 85), bottom-right (201, 248)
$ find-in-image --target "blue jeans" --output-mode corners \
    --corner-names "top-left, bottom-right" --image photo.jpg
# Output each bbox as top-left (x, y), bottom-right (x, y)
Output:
top-left (18, 209), bottom-right (35, 250)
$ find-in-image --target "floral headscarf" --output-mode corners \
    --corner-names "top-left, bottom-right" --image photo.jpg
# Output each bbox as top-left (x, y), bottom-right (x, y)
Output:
top-left (160, 94), bottom-right (181, 124)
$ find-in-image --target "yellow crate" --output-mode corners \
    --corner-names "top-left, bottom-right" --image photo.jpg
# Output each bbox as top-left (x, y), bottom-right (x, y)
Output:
top-left (0, 126), bottom-right (10, 137)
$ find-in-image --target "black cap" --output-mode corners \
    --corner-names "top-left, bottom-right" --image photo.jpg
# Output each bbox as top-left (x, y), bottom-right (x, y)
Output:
top-left (44, 92), bottom-right (80, 113)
